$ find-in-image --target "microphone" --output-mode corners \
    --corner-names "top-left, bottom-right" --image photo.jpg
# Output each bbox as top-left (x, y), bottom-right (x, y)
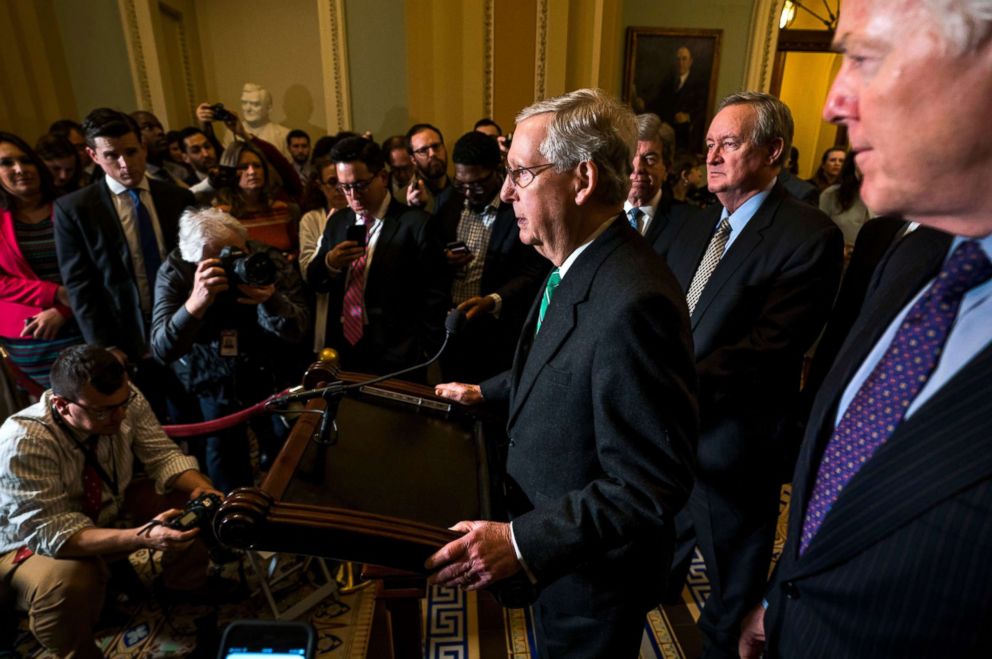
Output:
top-left (266, 308), bottom-right (466, 408)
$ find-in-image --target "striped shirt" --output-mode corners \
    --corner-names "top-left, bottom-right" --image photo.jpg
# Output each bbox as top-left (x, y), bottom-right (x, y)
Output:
top-left (0, 386), bottom-right (199, 556)
top-left (13, 216), bottom-right (60, 282)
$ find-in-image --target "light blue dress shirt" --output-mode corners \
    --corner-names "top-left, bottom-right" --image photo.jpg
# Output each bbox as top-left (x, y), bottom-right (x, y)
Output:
top-left (835, 234), bottom-right (992, 425)
top-left (715, 181), bottom-right (775, 255)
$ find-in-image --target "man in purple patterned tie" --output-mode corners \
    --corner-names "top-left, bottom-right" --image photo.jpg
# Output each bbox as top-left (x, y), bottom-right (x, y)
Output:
top-left (740, 1), bottom-right (992, 657)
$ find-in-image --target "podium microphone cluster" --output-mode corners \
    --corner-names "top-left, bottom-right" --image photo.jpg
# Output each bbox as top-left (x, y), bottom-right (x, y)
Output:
top-left (266, 308), bottom-right (467, 408)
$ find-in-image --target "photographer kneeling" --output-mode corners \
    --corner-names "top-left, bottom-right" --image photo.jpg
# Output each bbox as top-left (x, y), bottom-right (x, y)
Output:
top-left (0, 345), bottom-right (223, 659)
top-left (151, 207), bottom-right (308, 493)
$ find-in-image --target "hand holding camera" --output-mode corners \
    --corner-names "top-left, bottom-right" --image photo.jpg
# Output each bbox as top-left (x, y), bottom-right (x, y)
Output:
top-left (185, 258), bottom-right (229, 319)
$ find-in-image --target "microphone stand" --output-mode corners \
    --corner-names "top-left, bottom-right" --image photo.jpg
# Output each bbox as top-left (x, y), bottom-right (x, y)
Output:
top-left (266, 308), bottom-right (468, 447)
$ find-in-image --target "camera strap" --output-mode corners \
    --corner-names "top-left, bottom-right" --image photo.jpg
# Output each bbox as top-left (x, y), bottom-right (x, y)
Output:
top-left (51, 405), bottom-right (122, 502)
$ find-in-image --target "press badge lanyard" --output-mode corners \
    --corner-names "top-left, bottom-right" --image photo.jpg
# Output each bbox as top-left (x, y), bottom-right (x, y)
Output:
top-left (51, 405), bottom-right (122, 508)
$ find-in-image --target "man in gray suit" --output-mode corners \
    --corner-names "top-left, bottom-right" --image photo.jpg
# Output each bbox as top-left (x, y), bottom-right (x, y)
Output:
top-left (741, 1), bottom-right (992, 657)
top-left (427, 89), bottom-right (698, 657)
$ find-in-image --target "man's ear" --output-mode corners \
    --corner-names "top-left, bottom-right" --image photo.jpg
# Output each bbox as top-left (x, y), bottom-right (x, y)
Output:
top-left (51, 394), bottom-right (70, 416)
top-left (766, 138), bottom-right (785, 167)
top-left (85, 147), bottom-right (98, 164)
top-left (574, 160), bottom-right (598, 206)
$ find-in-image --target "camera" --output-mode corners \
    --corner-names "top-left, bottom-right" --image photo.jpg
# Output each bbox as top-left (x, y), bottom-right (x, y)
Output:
top-left (209, 103), bottom-right (236, 123)
top-left (218, 246), bottom-right (277, 287)
top-left (167, 492), bottom-right (222, 532)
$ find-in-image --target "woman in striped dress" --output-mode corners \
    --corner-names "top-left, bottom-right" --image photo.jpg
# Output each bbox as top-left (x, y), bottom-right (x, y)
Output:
top-left (0, 132), bottom-right (81, 391)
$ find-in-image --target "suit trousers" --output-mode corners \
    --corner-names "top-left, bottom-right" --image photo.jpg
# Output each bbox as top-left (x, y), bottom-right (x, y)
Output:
top-left (677, 479), bottom-right (781, 659)
top-left (533, 597), bottom-right (645, 659)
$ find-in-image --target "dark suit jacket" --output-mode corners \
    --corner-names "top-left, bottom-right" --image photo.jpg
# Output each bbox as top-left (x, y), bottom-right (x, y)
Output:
top-left (306, 199), bottom-right (449, 373)
top-left (643, 193), bottom-right (700, 259)
top-left (665, 182), bottom-right (843, 479)
top-left (765, 230), bottom-right (992, 658)
top-left (53, 176), bottom-right (194, 360)
top-left (438, 199), bottom-right (548, 381)
top-left (481, 217), bottom-right (698, 615)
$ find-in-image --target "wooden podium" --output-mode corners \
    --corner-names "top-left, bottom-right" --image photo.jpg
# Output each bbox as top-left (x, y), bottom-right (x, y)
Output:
top-left (213, 367), bottom-right (525, 654)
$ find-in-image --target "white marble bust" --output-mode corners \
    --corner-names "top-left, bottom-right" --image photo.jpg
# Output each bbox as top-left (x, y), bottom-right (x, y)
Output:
top-left (238, 82), bottom-right (291, 158)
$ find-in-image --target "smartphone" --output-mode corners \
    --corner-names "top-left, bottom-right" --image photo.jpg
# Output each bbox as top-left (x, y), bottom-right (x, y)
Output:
top-left (346, 223), bottom-right (368, 247)
top-left (217, 620), bottom-right (315, 659)
top-left (446, 240), bottom-right (471, 256)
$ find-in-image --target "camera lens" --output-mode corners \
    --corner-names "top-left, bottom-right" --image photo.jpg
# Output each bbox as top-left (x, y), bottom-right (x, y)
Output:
top-left (234, 252), bottom-right (277, 287)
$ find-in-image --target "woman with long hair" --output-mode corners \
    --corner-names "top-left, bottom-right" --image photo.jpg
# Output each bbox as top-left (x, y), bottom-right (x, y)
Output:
top-left (298, 157), bottom-right (348, 353)
top-left (819, 154), bottom-right (872, 258)
top-left (807, 146), bottom-right (846, 192)
top-left (0, 132), bottom-right (81, 390)
top-left (215, 140), bottom-right (300, 255)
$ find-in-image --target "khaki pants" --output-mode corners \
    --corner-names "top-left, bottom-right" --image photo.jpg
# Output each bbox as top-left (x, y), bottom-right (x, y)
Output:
top-left (0, 480), bottom-right (210, 658)
top-left (0, 550), bottom-right (107, 658)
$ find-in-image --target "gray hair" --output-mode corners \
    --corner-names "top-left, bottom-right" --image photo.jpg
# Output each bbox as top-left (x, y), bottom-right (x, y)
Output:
top-left (241, 82), bottom-right (273, 108)
top-left (178, 207), bottom-right (248, 262)
top-left (717, 91), bottom-right (793, 167)
top-left (516, 88), bottom-right (636, 205)
top-left (636, 113), bottom-right (675, 167)
top-left (921, 0), bottom-right (992, 53)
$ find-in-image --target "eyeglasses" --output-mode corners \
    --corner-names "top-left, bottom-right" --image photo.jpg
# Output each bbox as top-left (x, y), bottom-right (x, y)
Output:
top-left (411, 142), bottom-right (443, 158)
top-left (68, 392), bottom-right (137, 420)
top-left (336, 175), bottom-right (378, 194)
top-left (505, 163), bottom-right (554, 189)
top-left (454, 171), bottom-right (497, 194)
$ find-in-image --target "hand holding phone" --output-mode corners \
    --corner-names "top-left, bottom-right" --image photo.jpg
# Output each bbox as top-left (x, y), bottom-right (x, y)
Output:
top-left (218, 620), bottom-right (315, 658)
top-left (445, 241), bottom-right (471, 256)
top-left (346, 223), bottom-right (368, 247)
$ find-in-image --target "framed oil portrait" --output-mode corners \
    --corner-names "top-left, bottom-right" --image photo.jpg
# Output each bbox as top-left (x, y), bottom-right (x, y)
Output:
top-left (623, 27), bottom-right (722, 155)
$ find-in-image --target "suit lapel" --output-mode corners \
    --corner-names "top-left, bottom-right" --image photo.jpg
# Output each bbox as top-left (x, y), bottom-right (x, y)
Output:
top-left (506, 218), bottom-right (623, 427)
top-left (787, 229), bottom-right (957, 567)
top-left (688, 188), bottom-right (783, 327)
top-left (96, 180), bottom-right (136, 278)
top-left (488, 203), bottom-right (516, 254)
top-left (791, 343), bottom-right (992, 577)
top-left (642, 196), bottom-right (671, 246)
top-left (668, 206), bottom-right (717, 290)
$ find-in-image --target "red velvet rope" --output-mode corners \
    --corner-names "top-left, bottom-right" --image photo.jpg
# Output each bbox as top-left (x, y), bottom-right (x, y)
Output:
top-left (161, 388), bottom-right (292, 438)
top-left (0, 353), bottom-right (45, 399)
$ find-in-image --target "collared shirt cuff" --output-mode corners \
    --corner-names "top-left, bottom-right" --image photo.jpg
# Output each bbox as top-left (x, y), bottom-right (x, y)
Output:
top-left (488, 293), bottom-right (503, 318)
top-left (509, 521), bottom-right (538, 585)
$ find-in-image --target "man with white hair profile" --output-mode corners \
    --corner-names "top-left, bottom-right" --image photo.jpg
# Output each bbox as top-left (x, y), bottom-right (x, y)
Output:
top-left (150, 207), bottom-right (308, 492)
top-left (236, 83), bottom-right (292, 159)
top-left (428, 88), bottom-right (698, 657)
top-left (739, 1), bottom-right (992, 657)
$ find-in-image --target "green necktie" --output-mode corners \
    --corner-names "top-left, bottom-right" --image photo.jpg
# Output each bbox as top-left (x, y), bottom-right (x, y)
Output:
top-left (535, 268), bottom-right (561, 335)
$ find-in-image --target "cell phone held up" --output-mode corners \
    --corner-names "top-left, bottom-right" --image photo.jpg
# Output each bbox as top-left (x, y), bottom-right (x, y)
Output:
top-left (218, 620), bottom-right (315, 658)
top-left (446, 241), bottom-right (471, 256)
top-left (346, 223), bottom-right (368, 247)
